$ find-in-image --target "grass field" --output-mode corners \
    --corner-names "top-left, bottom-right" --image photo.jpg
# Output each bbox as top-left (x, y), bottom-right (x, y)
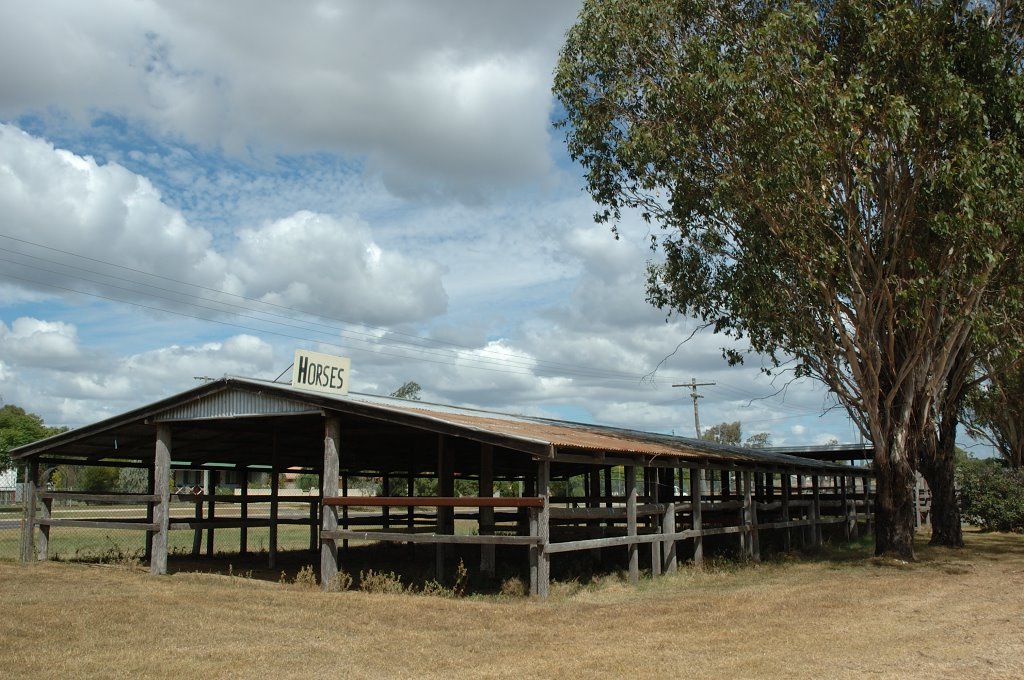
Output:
top-left (1, 528), bottom-right (1022, 679)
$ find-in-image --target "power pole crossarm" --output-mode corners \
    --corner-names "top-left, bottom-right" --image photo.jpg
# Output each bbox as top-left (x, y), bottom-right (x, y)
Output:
top-left (673, 379), bottom-right (716, 439)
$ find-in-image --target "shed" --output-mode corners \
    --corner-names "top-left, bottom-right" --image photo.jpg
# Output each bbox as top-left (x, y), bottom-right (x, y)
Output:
top-left (11, 376), bottom-right (873, 597)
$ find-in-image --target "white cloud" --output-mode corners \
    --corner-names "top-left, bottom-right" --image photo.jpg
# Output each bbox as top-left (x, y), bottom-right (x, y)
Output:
top-left (0, 125), bottom-right (447, 326)
top-left (0, 0), bottom-right (580, 201)
top-left (0, 317), bottom-right (80, 366)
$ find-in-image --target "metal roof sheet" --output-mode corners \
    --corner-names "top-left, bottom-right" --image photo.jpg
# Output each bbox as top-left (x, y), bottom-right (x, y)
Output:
top-left (11, 376), bottom-right (858, 472)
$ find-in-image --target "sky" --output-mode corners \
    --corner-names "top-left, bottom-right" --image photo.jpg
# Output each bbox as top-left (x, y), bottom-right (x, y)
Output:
top-left (0, 0), bottom-right (868, 448)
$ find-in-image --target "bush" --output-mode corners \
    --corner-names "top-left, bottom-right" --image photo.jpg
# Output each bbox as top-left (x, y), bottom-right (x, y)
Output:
top-left (295, 473), bottom-right (318, 492)
top-left (81, 466), bottom-right (120, 494)
top-left (956, 457), bottom-right (1024, 532)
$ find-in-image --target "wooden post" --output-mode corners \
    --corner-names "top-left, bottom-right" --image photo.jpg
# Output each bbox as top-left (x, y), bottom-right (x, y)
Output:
top-left (37, 494), bottom-right (51, 561)
top-left (812, 474), bottom-right (822, 548)
top-left (626, 464), bottom-right (638, 584)
top-left (721, 470), bottom-right (730, 500)
top-left (382, 473), bottom-right (391, 530)
top-left (191, 487), bottom-right (202, 557)
top-left (269, 436), bottom-right (279, 570)
top-left (587, 466), bottom-right (602, 562)
top-left (206, 470), bottom-right (218, 557)
top-left (407, 470), bottom-right (415, 532)
top-left (842, 473), bottom-right (852, 541)
top-left (782, 471), bottom-right (792, 552)
top-left (663, 497), bottom-right (677, 574)
top-left (537, 458), bottom-right (551, 599)
top-left (342, 475), bottom-right (350, 551)
top-left (603, 465), bottom-right (614, 531)
top-left (145, 463), bottom-right (156, 561)
top-left (749, 471), bottom-right (760, 563)
top-left (20, 461), bottom-right (37, 562)
top-left (739, 470), bottom-right (749, 557)
top-left (650, 467), bottom-right (661, 577)
top-left (436, 435), bottom-right (453, 580)
top-left (151, 425), bottom-right (171, 575)
top-left (479, 443), bottom-right (495, 577)
top-left (240, 466), bottom-right (249, 555)
top-left (691, 466), bottom-right (703, 569)
top-left (321, 416), bottom-right (340, 590)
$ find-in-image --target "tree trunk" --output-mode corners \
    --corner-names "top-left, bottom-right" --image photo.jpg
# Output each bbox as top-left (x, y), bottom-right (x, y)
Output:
top-left (873, 460), bottom-right (917, 560)
top-left (920, 416), bottom-right (964, 548)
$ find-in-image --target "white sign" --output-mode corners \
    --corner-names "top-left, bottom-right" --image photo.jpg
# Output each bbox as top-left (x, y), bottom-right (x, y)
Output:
top-left (292, 350), bottom-right (350, 396)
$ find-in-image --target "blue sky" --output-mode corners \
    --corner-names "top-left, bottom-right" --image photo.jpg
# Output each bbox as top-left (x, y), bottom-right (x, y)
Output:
top-left (0, 0), bottom-right (875, 449)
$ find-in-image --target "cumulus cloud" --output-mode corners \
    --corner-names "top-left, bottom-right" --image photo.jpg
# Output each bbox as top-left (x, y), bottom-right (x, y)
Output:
top-left (0, 124), bottom-right (447, 326)
top-left (0, 317), bottom-right (80, 367)
top-left (0, 0), bottom-right (579, 201)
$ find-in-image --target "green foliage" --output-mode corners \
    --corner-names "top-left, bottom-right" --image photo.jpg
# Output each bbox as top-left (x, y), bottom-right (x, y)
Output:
top-left (701, 421), bottom-right (771, 448)
top-left (555, 0), bottom-right (1024, 555)
top-left (966, 357), bottom-right (1024, 468)
top-left (955, 456), bottom-right (1024, 532)
top-left (0, 404), bottom-right (67, 472)
top-left (80, 466), bottom-right (120, 494)
top-left (390, 381), bottom-right (422, 401)
top-left (295, 473), bottom-right (319, 492)
top-left (117, 467), bottom-right (149, 493)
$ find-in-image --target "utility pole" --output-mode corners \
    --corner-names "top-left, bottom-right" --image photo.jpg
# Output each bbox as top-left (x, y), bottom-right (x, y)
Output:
top-left (673, 379), bottom-right (716, 439)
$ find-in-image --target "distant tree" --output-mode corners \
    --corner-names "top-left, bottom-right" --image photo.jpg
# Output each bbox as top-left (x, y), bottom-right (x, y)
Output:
top-left (966, 354), bottom-right (1024, 468)
top-left (701, 421), bottom-right (772, 448)
top-left (701, 421), bottom-right (742, 446)
top-left (295, 473), bottom-right (319, 492)
top-left (390, 381), bottom-right (422, 401)
top-left (743, 432), bottom-right (773, 449)
top-left (80, 466), bottom-right (119, 494)
top-left (0, 405), bottom-right (67, 474)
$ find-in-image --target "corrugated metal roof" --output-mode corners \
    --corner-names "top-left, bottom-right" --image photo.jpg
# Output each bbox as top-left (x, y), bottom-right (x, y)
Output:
top-left (153, 389), bottom-right (323, 421)
top-left (11, 376), bottom-right (859, 472)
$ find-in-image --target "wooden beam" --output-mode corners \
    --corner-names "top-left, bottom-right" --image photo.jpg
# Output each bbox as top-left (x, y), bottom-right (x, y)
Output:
top-left (323, 496), bottom-right (544, 508)
top-left (270, 433), bottom-right (279, 569)
top-left (536, 458), bottom-right (551, 599)
top-left (239, 466), bottom-right (248, 556)
top-left (323, 530), bottom-right (540, 546)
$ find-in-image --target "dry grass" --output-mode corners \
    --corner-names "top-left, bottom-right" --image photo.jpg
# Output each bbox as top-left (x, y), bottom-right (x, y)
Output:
top-left (1, 529), bottom-right (1022, 679)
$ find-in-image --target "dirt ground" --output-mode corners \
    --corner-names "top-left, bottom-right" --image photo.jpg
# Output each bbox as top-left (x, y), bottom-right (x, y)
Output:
top-left (1, 529), bottom-right (1022, 679)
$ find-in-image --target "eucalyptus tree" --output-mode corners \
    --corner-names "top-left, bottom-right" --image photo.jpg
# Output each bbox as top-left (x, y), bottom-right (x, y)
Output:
top-left (555, 0), bottom-right (1024, 558)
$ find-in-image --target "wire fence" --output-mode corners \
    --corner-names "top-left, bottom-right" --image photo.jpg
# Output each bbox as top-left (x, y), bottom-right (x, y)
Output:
top-left (0, 465), bottom-right (321, 564)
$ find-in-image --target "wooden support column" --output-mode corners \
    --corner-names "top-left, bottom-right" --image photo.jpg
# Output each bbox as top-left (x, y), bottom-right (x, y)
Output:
top-left (151, 425), bottom-right (171, 575)
top-left (690, 466), bottom-right (703, 569)
top-left (721, 470), bottom-right (730, 500)
top-left (749, 471), bottom-right (760, 563)
top-left (739, 470), bottom-right (749, 557)
top-left (145, 463), bottom-right (156, 560)
top-left (626, 464), bottom-right (638, 584)
top-left (407, 470), bottom-right (415, 532)
top-left (206, 470), bottom-right (218, 557)
top-left (536, 458), bottom-right (551, 599)
top-left (20, 462), bottom-right (37, 562)
top-left (650, 468), bottom-right (661, 577)
top-left (321, 416), bottom-right (340, 590)
top-left (663, 495), bottom-right (677, 574)
top-left (382, 473), bottom-right (391, 530)
top-left (782, 472), bottom-right (792, 552)
top-left (603, 466), bottom-right (614, 531)
top-left (587, 466), bottom-right (602, 560)
top-left (191, 488), bottom-right (202, 557)
top-left (842, 474), bottom-right (852, 541)
top-left (36, 466), bottom-right (51, 561)
top-left (479, 443), bottom-right (495, 577)
top-left (269, 435), bottom-right (280, 569)
top-left (240, 467), bottom-right (249, 555)
top-left (812, 474), bottom-right (822, 548)
top-left (342, 475), bottom-right (350, 551)
top-left (436, 435), bottom-right (454, 579)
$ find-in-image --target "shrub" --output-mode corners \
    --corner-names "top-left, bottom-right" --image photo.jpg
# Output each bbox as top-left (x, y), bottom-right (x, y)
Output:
top-left (295, 473), bottom-right (318, 492)
top-left (956, 456), bottom-right (1024, 532)
top-left (81, 466), bottom-right (120, 494)
top-left (358, 569), bottom-right (405, 594)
